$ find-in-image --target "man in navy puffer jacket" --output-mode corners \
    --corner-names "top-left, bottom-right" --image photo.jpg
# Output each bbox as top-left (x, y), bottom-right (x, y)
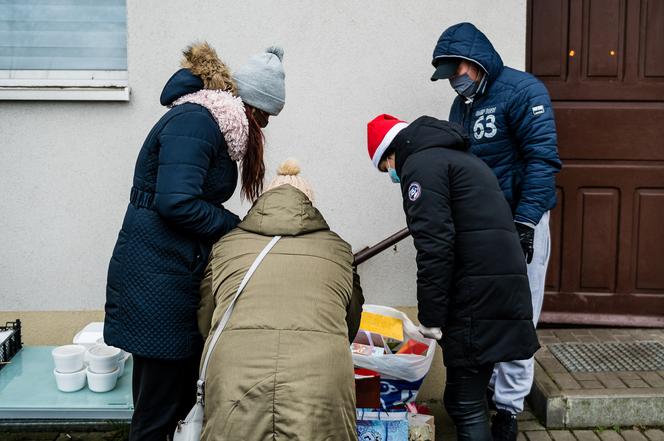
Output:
top-left (431, 22), bottom-right (562, 440)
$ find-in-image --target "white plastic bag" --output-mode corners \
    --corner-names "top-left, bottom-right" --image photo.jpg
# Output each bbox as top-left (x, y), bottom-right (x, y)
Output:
top-left (352, 305), bottom-right (436, 383)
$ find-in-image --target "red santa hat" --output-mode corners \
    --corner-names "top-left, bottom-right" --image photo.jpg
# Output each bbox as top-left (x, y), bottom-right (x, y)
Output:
top-left (367, 114), bottom-right (409, 169)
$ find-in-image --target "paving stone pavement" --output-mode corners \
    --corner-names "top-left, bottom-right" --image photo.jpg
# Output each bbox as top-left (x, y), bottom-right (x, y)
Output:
top-left (1, 416), bottom-right (662, 440)
top-left (516, 408), bottom-right (664, 441)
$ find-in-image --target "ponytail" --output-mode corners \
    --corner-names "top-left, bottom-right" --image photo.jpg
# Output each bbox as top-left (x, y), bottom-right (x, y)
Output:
top-left (240, 106), bottom-right (265, 201)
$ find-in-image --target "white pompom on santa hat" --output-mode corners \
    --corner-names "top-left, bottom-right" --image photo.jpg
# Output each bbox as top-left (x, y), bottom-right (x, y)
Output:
top-left (367, 114), bottom-right (409, 169)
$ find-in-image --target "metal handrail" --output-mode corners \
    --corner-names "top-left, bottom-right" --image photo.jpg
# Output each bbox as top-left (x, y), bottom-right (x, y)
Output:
top-left (353, 227), bottom-right (411, 265)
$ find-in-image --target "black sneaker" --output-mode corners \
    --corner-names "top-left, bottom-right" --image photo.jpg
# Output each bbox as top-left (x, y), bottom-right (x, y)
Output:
top-left (491, 409), bottom-right (518, 441)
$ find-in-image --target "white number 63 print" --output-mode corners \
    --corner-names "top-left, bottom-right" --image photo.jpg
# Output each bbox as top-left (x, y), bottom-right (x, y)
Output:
top-left (473, 114), bottom-right (497, 140)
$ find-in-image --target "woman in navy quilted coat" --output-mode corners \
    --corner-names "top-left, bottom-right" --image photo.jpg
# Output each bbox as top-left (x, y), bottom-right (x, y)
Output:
top-left (103, 42), bottom-right (286, 441)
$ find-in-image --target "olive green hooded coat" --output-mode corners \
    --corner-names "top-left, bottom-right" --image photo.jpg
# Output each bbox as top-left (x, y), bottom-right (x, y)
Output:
top-left (198, 185), bottom-right (364, 441)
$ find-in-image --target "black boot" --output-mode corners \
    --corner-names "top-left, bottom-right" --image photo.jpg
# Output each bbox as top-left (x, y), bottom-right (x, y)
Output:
top-left (491, 409), bottom-right (518, 441)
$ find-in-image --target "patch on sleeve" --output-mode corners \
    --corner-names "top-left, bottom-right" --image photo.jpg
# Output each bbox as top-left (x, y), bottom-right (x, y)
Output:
top-left (532, 105), bottom-right (545, 116)
top-left (408, 182), bottom-right (421, 201)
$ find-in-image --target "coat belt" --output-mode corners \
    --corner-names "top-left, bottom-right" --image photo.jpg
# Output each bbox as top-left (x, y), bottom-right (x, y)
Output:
top-left (129, 187), bottom-right (155, 209)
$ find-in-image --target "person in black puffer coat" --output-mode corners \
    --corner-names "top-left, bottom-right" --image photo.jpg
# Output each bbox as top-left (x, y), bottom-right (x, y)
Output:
top-left (366, 114), bottom-right (539, 441)
top-left (104, 42), bottom-right (285, 441)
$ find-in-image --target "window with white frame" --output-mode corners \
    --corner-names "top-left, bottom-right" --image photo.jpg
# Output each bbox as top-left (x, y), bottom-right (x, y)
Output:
top-left (0, 0), bottom-right (128, 101)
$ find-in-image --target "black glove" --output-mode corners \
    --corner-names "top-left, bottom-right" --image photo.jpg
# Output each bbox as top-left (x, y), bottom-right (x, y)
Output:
top-left (515, 222), bottom-right (534, 264)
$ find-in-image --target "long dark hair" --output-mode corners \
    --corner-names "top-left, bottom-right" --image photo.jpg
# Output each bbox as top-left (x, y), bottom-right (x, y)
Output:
top-left (240, 106), bottom-right (265, 201)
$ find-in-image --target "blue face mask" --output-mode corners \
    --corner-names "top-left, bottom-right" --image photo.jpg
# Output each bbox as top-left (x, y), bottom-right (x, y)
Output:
top-left (449, 73), bottom-right (480, 98)
top-left (388, 167), bottom-right (400, 184)
top-left (386, 157), bottom-right (400, 183)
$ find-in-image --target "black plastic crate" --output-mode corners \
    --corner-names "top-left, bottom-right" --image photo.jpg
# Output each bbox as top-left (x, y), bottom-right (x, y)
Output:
top-left (0, 319), bottom-right (22, 371)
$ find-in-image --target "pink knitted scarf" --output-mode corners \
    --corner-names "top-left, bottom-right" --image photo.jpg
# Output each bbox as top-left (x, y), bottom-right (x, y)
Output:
top-left (170, 89), bottom-right (249, 161)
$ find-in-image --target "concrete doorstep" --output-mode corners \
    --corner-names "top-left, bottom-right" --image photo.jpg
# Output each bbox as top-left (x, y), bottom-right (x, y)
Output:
top-left (529, 329), bottom-right (664, 429)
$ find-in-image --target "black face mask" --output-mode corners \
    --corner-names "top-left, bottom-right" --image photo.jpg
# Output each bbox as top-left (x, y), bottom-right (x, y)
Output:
top-left (449, 73), bottom-right (479, 98)
top-left (450, 72), bottom-right (487, 100)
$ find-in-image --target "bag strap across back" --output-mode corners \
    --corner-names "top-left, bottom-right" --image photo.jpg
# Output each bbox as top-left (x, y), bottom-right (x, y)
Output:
top-left (196, 235), bottom-right (281, 404)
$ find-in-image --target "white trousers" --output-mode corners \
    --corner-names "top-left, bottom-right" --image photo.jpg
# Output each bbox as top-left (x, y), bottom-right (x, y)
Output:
top-left (489, 211), bottom-right (551, 414)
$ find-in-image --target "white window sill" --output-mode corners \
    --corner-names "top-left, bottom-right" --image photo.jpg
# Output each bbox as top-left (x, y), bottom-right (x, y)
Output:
top-left (0, 70), bottom-right (130, 101)
top-left (0, 86), bottom-right (130, 101)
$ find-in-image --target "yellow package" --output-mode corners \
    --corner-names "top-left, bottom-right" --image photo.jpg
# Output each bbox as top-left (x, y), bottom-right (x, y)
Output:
top-left (359, 312), bottom-right (404, 341)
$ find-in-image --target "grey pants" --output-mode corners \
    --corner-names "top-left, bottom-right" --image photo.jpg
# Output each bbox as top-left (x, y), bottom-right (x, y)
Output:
top-left (489, 211), bottom-right (551, 414)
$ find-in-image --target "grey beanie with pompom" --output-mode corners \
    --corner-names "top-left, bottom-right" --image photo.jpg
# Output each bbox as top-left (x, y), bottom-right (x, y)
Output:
top-left (234, 46), bottom-right (285, 116)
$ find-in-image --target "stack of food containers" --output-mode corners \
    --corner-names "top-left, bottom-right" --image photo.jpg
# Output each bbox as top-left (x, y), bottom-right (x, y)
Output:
top-left (52, 345), bottom-right (87, 392)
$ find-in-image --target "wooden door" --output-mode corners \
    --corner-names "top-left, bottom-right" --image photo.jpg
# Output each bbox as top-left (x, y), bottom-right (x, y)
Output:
top-left (527, 0), bottom-right (664, 326)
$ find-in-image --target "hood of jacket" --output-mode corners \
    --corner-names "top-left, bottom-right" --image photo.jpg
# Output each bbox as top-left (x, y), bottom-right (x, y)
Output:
top-left (160, 42), bottom-right (237, 106)
top-left (160, 68), bottom-right (204, 106)
top-left (239, 184), bottom-right (329, 236)
top-left (394, 116), bottom-right (469, 175)
top-left (432, 22), bottom-right (504, 84)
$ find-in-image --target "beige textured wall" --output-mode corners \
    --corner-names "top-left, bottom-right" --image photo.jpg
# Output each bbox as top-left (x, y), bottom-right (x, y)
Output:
top-left (0, 311), bottom-right (104, 346)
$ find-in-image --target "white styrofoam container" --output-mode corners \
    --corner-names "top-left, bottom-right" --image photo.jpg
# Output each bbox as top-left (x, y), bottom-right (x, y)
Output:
top-left (53, 367), bottom-right (87, 392)
top-left (86, 344), bottom-right (121, 374)
top-left (52, 345), bottom-right (86, 374)
top-left (72, 322), bottom-right (104, 348)
top-left (87, 367), bottom-right (119, 393)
